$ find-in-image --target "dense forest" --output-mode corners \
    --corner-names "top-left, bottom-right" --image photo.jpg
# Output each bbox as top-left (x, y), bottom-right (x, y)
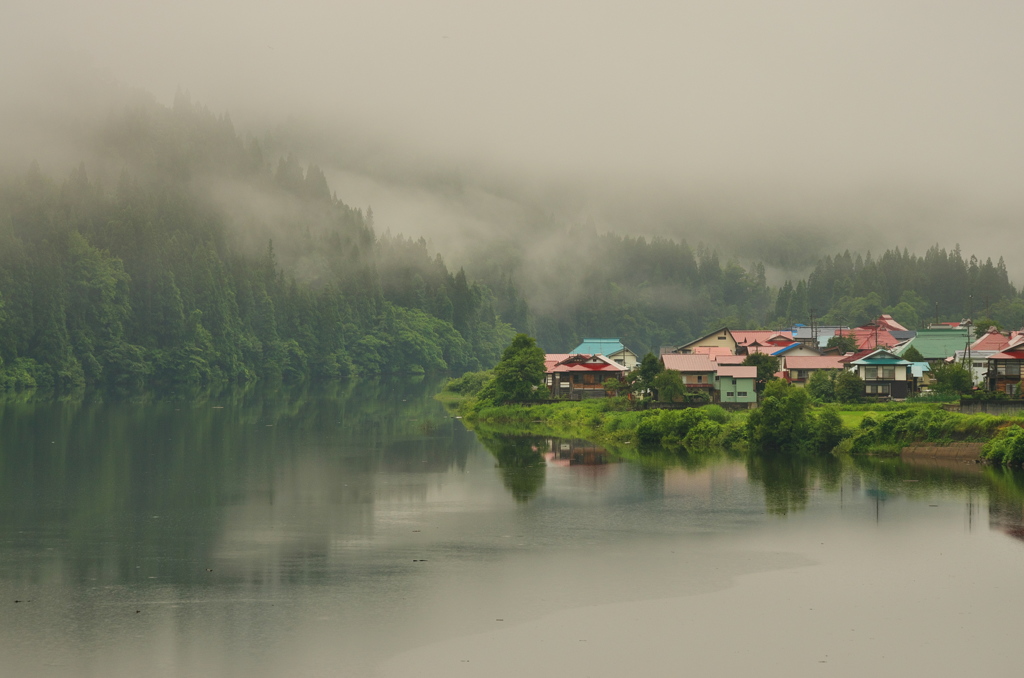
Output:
top-left (0, 94), bottom-right (515, 392)
top-left (1, 91), bottom-right (1022, 394)
top-left (485, 233), bottom-right (1022, 355)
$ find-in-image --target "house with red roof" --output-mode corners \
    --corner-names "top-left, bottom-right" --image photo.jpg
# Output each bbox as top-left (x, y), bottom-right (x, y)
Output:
top-left (875, 314), bottom-right (909, 332)
top-left (973, 328), bottom-right (1012, 352)
top-left (951, 329), bottom-right (1013, 385)
top-left (730, 330), bottom-right (794, 347)
top-left (544, 354), bottom-right (627, 399)
top-left (569, 339), bottom-right (640, 369)
top-left (690, 346), bottom-right (736, 359)
top-left (846, 324), bottom-right (902, 350)
top-left (986, 335), bottom-right (1024, 395)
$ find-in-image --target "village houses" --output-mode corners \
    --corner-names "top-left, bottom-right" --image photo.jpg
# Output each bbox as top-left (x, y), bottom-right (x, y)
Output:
top-left (543, 316), bottom-right (1022, 404)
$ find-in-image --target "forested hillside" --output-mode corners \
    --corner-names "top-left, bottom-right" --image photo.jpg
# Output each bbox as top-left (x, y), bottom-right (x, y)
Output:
top-left (2, 91), bottom-right (1022, 395)
top-left (0, 95), bottom-right (515, 392)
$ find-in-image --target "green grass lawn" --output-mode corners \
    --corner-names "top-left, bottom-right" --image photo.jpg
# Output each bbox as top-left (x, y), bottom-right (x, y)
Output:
top-left (836, 411), bottom-right (877, 429)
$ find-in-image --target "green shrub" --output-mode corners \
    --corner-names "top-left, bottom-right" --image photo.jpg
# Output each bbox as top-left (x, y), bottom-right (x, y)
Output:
top-left (636, 417), bottom-right (662, 446)
top-left (720, 418), bottom-right (748, 451)
top-left (682, 419), bottom-right (723, 453)
top-left (701, 404), bottom-right (730, 424)
top-left (810, 406), bottom-right (849, 452)
top-left (444, 370), bottom-right (494, 396)
top-left (747, 381), bottom-right (813, 454)
top-left (982, 426), bottom-right (1024, 465)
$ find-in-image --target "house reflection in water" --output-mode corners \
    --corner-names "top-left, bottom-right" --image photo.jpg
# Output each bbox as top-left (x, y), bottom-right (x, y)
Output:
top-left (989, 486), bottom-right (1024, 543)
top-left (542, 439), bottom-right (613, 467)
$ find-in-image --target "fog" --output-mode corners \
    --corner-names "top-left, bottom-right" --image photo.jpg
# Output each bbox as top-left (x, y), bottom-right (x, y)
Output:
top-left (3, 0), bottom-right (1023, 278)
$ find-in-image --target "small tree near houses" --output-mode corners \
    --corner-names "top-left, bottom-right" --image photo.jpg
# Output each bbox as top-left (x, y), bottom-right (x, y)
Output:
top-left (476, 334), bottom-right (547, 405)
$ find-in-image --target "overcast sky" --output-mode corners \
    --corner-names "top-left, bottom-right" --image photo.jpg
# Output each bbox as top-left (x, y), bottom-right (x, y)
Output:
top-left (4, 1), bottom-right (1023, 275)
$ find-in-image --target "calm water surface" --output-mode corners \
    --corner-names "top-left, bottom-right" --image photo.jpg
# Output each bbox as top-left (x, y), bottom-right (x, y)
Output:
top-left (2, 379), bottom-right (1022, 677)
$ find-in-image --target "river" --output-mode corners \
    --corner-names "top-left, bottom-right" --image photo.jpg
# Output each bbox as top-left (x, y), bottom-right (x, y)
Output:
top-left (1, 377), bottom-right (1021, 676)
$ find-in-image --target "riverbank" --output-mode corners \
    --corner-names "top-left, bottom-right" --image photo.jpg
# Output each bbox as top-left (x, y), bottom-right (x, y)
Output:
top-left (441, 386), bottom-right (1024, 464)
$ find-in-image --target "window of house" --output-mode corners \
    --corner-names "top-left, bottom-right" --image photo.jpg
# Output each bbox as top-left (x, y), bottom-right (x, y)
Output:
top-left (866, 383), bottom-right (891, 395)
top-left (881, 365), bottom-right (895, 380)
top-left (726, 392), bottom-right (734, 397)
top-left (737, 391), bottom-right (748, 397)
top-left (732, 378), bottom-right (737, 384)
top-left (863, 366), bottom-right (877, 380)
top-left (696, 375), bottom-right (703, 383)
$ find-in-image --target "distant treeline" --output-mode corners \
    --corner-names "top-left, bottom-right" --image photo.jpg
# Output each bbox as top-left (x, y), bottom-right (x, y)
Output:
top-left (483, 233), bottom-right (1022, 356)
top-left (2, 92), bottom-right (1022, 394)
top-left (781, 248), bottom-right (1020, 330)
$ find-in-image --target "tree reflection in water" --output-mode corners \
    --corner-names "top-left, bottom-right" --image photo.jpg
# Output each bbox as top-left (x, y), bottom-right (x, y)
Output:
top-left (744, 452), bottom-right (842, 515)
top-left (475, 432), bottom-right (547, 502)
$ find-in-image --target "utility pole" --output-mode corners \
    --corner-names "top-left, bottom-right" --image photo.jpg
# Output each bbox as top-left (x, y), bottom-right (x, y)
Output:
top-left (963, 295), bottom-right (973, 373)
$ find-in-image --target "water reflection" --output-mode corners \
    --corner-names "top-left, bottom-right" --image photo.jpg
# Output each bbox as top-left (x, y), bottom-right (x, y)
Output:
top-left (541, 438), bottom-right (614, 467)
top-left (473, 431), bottom-right (547, 502)
top-left (7, 388), bottom-right (1024, 676)
top-left (471, 426), bottom-right (1024, 523)
top-left (0, 376), bottom-right (475, 586)
top-left (983, 466), bottom-right (1024, 541)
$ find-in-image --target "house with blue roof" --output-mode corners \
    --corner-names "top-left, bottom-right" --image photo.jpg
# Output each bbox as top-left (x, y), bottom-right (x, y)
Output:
top-left (770, 343), bottom-right (821, 358)
top-left (569, 339), bottom-right (640, 370)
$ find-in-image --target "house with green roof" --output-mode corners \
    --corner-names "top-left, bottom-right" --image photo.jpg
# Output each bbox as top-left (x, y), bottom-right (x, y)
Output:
top-left (570, 339), bottom-right (639, 370)
top-left (895, 328), bottom-right (971, 362)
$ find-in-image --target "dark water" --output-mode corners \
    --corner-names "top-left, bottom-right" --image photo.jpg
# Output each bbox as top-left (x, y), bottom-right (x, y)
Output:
top-left (2, 379), bottom-right (1023, 677)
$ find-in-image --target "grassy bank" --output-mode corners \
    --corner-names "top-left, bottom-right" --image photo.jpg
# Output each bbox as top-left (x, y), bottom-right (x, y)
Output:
top-left (473, 398), bottom-right (746, 450)
top-left (439, 379), bottom-right (1024, 463)
top-left (846, 406), bottom-right (1017, 456)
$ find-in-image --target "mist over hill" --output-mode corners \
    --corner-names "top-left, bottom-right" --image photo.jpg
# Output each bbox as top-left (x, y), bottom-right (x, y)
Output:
top-left (1, 78), bottom-right (1021, 395)
top-left (5, 1), bottom-right (1024, 279)
top-left (2, 1), bottom-right (1024, 390)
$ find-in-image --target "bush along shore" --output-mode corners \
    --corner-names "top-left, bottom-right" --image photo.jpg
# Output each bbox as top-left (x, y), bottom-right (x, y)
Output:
top-left (440, 368), bottom-right (1024, 465)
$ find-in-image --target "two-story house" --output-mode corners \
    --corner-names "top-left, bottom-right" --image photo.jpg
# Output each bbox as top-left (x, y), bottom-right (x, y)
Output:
top-left (847, 349), bottom-right (915, 399)
top-left (661, 354), bottom-right (717, 393)
top-left (986, 335), bottom-right (1024, 395)
top-left (545, 354), bottom-right (627, 399)
top-left (714, 365), bottom-right (758, 403)
top-left (570, 339), bottom-right (640, 370)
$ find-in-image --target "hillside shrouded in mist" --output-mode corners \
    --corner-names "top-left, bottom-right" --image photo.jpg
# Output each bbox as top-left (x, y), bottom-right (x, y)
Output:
top-left (1, 87), bottom-right (1022, 393)
top-left (4, 1), bottom-right (1024, 276)
top-left (2, 2), bottom-right (1024, 390)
